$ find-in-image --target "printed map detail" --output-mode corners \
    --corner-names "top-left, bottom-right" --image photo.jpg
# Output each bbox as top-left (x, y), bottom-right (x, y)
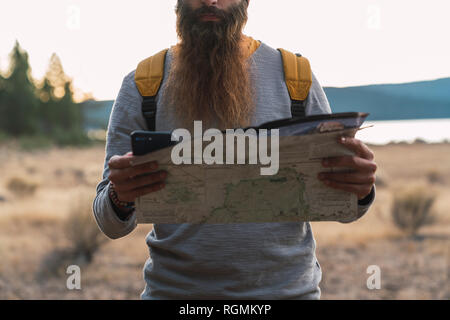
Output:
top-left (205, 167), bottom-right (309, 223)
top-left (132, 128), bottom-right (361, 224)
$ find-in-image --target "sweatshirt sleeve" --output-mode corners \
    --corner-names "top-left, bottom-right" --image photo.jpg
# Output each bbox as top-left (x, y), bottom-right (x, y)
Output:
top-left (92, 70), bottom-right (147, 239)
top-left (305, 72), bottom-right (376, 223)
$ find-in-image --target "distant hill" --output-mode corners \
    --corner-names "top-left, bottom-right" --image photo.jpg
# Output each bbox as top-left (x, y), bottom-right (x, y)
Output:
top-left (80, 77), bottom-right (450, 129)
top-left (324, 78), bottom-right (450, 121)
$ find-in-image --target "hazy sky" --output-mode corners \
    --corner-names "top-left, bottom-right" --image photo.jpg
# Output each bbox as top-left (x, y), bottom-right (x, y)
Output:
top-left (1, 0), bottom-right (449, 100)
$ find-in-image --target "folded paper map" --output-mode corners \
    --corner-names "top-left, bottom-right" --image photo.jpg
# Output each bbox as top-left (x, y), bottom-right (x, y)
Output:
top-left (130, 112), bottom-right (369, 224)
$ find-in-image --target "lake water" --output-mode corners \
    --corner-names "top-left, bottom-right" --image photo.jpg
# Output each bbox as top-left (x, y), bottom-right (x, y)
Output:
top-left (356, 118), bottom-right (450, 145)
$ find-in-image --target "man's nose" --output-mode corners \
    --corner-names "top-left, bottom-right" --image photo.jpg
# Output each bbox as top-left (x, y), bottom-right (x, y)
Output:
top-left (202, 0), bottom-right (218, 7)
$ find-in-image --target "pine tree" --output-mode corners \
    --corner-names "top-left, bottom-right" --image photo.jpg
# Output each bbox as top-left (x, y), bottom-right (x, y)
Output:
top-left (45, 53), bottom-right (69, 99)
top-left (0, 73), bottom-right (5, 135)
top-left (38, 53), bottom-right (87, 145)
top-left (59, 80), bottom-right (83, 131)
top-left (0, 73), bottom-right (5, 105)
top-left (0, 73), bottom-right (5, 91)
top-left (37, 77), bottom-right (56, 135)
top-left (0, 42), bottom-right (89, 146)
top-left (0, 41), bottom-right (39, 136)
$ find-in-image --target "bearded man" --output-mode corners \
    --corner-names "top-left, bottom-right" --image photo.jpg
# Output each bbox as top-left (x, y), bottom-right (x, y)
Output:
top-left (93, 0), bottom-right (376, 300)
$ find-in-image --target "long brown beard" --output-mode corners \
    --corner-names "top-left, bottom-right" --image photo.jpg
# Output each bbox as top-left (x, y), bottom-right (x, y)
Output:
top-left (163, 0), bottom-right (254, 131)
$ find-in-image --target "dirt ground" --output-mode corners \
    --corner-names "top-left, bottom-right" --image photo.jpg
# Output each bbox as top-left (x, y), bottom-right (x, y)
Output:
top-left (0, 142), bottom-right (449, 300)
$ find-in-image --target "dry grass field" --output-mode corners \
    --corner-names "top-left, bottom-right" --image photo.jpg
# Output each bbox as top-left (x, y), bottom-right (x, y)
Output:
top-left (0, 141), bottom-right (449, 299)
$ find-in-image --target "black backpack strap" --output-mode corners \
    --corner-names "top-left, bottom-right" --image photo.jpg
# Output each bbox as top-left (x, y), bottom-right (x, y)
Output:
top-left (290, 53), bottom-right (307, 118)
top-left (291, 98), bottom-right (307, 118)
top-left (142, 96), bottom-right (157, 132)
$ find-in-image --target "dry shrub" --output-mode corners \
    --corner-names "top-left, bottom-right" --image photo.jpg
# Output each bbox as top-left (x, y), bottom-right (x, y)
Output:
top-left (37, 249), bottom-right (78, 279)
top-left (65, 190), bottom-right (108, 264)
top-left (26, 166), bottom-right (37, 174)
top-left (71, 168), bottom-right (85, 181)
top-left (6, 176), bottom-right (39, 197)
top-left (391, 184), bottom-right (437, 237)
top-left (426, 169), bottom-right (445, 185)
top-left (37, 190), bottom-right (108, 279)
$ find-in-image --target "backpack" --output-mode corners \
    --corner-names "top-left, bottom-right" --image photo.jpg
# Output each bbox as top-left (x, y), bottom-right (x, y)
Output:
top-left (134, 37), bottom-right (312, 131)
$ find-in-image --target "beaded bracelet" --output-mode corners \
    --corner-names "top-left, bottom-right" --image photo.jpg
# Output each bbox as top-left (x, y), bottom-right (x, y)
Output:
top-left (108, 183), bottom-right (135, 211)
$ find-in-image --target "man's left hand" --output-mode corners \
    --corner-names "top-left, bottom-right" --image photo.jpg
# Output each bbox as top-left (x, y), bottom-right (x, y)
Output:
top-left (318, 137), bottom-right (377, 200)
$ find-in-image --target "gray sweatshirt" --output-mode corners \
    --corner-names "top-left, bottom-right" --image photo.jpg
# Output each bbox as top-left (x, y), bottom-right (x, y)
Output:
top-left (93, 42), bottom-right (375, 300)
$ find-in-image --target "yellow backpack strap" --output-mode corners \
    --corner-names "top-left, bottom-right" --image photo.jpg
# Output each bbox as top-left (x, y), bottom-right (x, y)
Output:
top-left (278, 48), bottom-right (312, 118)
top-left (241, 35), bottom-right (261, 59)
top-left (135, 48), bottom-right (169, 131)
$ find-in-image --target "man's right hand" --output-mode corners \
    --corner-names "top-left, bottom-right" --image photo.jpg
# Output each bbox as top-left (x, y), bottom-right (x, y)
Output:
top-left (107, 152), bottom-right (167, 203)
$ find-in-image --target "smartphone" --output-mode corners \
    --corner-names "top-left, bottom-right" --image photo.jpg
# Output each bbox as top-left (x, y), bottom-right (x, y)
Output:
top-left (131, 131), bottom-right (180, 156)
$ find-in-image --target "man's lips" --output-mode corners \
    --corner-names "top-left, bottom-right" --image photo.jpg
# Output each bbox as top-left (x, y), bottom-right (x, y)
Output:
top-left (199, 13), bottom-right (221, 21)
